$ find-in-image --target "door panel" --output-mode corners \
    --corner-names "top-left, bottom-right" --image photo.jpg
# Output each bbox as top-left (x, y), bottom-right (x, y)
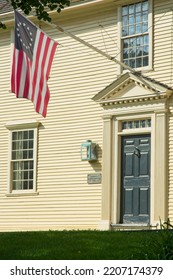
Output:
top-left (121, 135), bottom-right (150, 224)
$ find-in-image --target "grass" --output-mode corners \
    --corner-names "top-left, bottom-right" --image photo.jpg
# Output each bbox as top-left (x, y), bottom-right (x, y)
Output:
top-left (0, 230), bottom-right (173, 260)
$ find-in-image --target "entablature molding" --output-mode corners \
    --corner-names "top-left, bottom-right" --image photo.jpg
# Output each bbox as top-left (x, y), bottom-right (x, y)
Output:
top-left (93, 72), bottom-right (173, 108)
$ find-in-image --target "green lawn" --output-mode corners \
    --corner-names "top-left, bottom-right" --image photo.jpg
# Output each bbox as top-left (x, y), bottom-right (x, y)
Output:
top-left (0, 230), bottom-right (173, 260)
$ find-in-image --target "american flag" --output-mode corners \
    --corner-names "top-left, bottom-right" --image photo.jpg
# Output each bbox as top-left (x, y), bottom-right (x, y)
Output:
top-left (11, 10), bottom-right (58, 117)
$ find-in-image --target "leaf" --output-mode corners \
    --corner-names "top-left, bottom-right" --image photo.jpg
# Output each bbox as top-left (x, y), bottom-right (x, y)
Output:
top-left (0, 0), bottom-right (71, 29)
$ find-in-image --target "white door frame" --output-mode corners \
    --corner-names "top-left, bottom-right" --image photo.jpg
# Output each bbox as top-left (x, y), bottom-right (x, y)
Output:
top-left (99, 106), bottom-right (168, 230)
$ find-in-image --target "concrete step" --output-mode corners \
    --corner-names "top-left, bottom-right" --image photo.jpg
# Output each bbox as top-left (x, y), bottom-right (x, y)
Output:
top-left (110, 223), bottom-right (157, 231)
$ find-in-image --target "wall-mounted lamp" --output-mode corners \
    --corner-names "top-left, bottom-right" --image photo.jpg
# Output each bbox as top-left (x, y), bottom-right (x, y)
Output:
top-left (81, 140), bottom-right (98, 161)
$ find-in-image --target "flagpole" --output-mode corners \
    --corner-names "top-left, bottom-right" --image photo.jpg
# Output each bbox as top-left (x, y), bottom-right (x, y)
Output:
top-left (41, 20), bottom-right (136, 73)
top-left (40, 19), bottom-right (158, 90)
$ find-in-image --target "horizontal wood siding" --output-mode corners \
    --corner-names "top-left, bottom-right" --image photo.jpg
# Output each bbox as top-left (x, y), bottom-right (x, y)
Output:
top-left (1, 0), bottom-right (173, 230)
top-left (168, 98), bottom-right (173, 224)
top-left (153, 1), bottom-right (173, 223)
top-left (0, 1), bottom-right (118, 231)
top-left (146, 0), bottom-right (173, 87)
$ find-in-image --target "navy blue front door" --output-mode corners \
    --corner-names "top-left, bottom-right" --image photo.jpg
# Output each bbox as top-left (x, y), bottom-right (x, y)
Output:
top-left (121, 135), bottom-right (150, 224)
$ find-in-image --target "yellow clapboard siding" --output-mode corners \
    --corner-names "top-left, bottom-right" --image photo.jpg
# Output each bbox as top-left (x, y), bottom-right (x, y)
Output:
top-left (1, 0), bottom-right (173, 230)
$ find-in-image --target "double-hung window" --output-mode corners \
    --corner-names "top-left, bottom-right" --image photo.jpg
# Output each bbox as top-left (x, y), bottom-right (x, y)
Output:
top-left (6, 120), bottom-right (39, 195)
top-left (11, 130), bottom-right (34, 191)
top-left (118, 0), bottom-right (152, 71)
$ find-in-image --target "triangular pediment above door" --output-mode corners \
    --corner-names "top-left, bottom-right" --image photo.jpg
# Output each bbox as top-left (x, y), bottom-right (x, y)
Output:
top-left (92, 72), bottom-right (173, 105)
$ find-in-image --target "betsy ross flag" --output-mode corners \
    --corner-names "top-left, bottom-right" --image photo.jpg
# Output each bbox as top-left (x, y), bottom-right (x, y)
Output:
top-left (11, 10), bottom-right (58, 117)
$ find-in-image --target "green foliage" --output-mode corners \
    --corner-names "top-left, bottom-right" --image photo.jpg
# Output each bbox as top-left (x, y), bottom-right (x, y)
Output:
top-left (0, 230), bottom-right (171, 260)
top-left (0, 21), bottom-right (6, 29)
top-left (132, 219), bottom-right (173, 260)
top-left (159, 217), bottom-right (173, 230)
top-left (142, 231), bottom-right (173, 260)
top-left (10, 0), bottom-right (70, 21)
top-left (0, 0), bottom-right (71, 28)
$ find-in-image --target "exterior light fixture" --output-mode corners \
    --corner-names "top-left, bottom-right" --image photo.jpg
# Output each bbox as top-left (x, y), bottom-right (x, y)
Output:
top-left (81, 140), bottom-right (98, 161)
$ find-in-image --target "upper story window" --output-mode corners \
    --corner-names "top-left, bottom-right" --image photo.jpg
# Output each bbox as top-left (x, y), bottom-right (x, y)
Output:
top-left (118, 0), bottom-right (152, 71)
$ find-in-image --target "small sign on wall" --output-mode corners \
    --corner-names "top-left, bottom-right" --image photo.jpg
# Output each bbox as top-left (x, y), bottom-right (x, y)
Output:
top-left (87, 173), bottom-right (102, 184)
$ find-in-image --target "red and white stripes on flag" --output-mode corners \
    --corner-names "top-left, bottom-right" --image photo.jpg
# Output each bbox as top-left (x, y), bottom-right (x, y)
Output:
top-left (11, 10), bottom-right (58, 117)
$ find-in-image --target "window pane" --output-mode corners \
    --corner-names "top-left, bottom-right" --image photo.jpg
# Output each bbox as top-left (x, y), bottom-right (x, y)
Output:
top-left (142, 12), bottom-right (148, 22)
top-left (123, 49), bottom-right (128, 59)
top-left (12, 132), bottom-right (17, 140)
top-left (24, 171), bottom-right (28, 180)
top-left (122, 6), bottom-right (128, 15)
top-left (29, 160), bottom-right (33, 170)
top-left (24, 131), bottom-right (28, 139)
top-left (129, 25), bottom-right (135, 35)
top-left (12, 141), bottom-right (18, 150)
top-left (29, 180), bottom-right (33, 189)
top-left (137, 47), bottom-right (142, 57)
top-left (142, 1), bottom-right (148, 11)
top-left (23, 150), bottom-right (28, 159)
top-left (29, 140), bottom-right (33, 149)
top-left (129, 15), bottom-right (135, 25)
top-left (24, 181), bottom-right (28, 190)
top-left (29, 130), bottom-right (34, 139)
top-left (136, 13), bottom-right (141, 23)
top-left (24, 161), bottom-right (28, 170)
top-left (13, 162), bottom-right (20, 171)
top-left (29, 150), bottom-right (33, 158)
top-left (23, 140), bottom-right (28, 149)
top-left (129, 59), bottom-right (135, 68)
top-left (136, 24), bottom-right (142, 33)
top-left (122, 122), bottom-right (127, 129)
top-left (129, 48), bottom-right (136, 58)
top-left (130, 37), bottom-right (136, 47)
top-left (13, 171), bottom-right (19, 180)
top-left (136, 57), bottom-right (142, 67)
top-left (142, 22), bottom-right (148, 32)
top-left (29, 171), bottom-right (33, 180)
top-left (144, 34), bottom-right (149, 44)
top-left (123, 39), bottom-right (129, 48)
top-left (122, 15), bottom-right (128, 26)
top-left (122, 27), bottom-right (128, 37)
top-left (137, 36), bottom-right (143, 46)
top-left (12, 151), bottom-right (16, 160)
top-left (136, 121), bottom-right (140, 128)
top-left (143, 45), bottom-right (149, 55)
top-left (18, 131), bottom-right (22, 140)
top-left (143, 56), bottom-right (149, 66)
top-left (136, 3), bottom-right (141, 13)
top-left (129, 4), bottom-right (134, 14)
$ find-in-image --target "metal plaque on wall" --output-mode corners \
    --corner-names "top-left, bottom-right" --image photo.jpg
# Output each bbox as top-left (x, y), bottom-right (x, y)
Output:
top-left (87, 173), bottom-right (102, 184)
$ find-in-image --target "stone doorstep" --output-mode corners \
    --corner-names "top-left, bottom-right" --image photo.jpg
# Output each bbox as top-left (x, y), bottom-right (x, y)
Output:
top-left (110, 224), bottom-right (158, 231)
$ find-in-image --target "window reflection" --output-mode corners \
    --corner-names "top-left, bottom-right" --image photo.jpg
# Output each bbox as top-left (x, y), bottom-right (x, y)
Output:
top-left (121, 0), bottom-right (149, 68)
top-left (122, 119), bottom-right (151, 130)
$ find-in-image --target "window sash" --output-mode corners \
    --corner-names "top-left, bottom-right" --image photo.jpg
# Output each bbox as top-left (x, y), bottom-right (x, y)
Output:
top-left (122, 119), bottom-right (151, 130)
top-left (12, 159), bottom-right (34, 190)
top-left (11, 129), bottom-right (35, 191)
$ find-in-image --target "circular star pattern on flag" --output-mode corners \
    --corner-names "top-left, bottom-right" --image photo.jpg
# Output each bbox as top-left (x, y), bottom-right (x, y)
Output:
top-left (16, 21), bottom-right (34, 51)
top-left (15, 13), bottom-right (37, 60)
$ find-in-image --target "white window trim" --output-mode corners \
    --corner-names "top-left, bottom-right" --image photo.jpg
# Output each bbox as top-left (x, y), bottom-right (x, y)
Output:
top-left (117, 0), bottom-right (153, 74)
top-left (5, 119), bottom-right (40, 196)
